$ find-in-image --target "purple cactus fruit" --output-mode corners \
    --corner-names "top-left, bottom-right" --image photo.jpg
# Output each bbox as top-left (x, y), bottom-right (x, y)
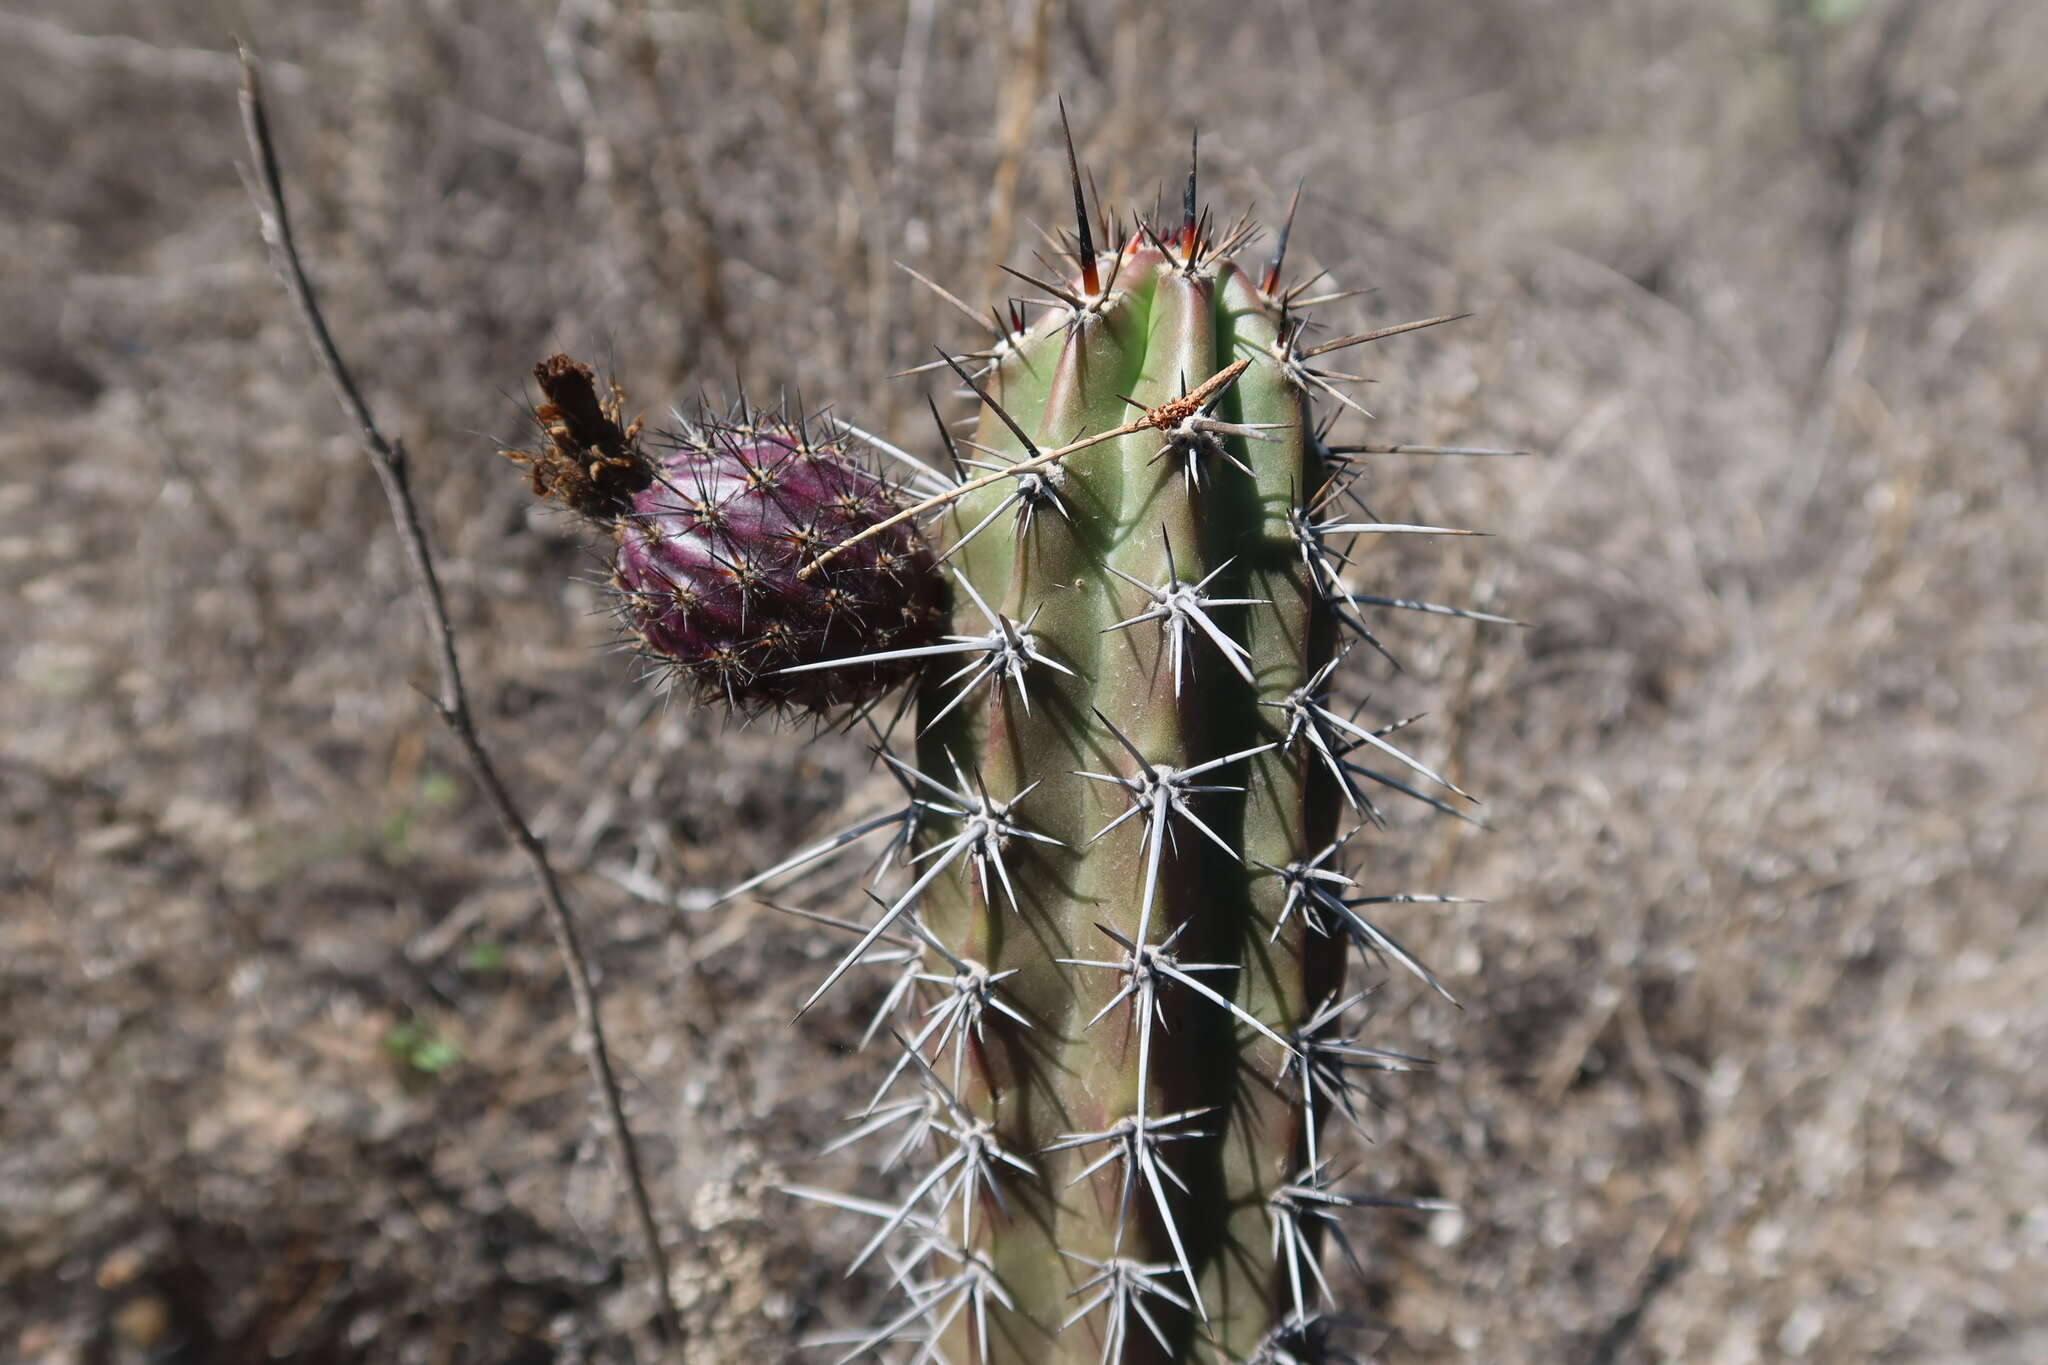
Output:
top-left (614, 418), bottom-right (946, 711)
top-left (507, 355), bottom-right (946, 713)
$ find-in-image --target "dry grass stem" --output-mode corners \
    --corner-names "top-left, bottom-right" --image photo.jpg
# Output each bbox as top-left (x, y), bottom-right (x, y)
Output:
top-left (235, 45), bottom-right (681, 1345)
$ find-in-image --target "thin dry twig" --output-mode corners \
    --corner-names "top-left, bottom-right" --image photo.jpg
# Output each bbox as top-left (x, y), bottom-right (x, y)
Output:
top-left (235, 45), bottom-right (680, 1343)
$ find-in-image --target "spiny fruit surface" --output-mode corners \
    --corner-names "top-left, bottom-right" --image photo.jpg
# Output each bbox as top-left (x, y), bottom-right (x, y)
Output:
top-left (505, 354), bottom-right (946, 712)
top-left (615, 420), bottom-right (947, 710)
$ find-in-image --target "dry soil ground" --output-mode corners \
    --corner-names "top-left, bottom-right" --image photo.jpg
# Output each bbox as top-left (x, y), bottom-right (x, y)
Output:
top-left (3, 2), bottom-right (2044, 1362)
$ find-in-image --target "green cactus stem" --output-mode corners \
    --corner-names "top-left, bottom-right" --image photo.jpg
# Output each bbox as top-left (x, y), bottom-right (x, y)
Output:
top-left (723, 124), bottom-right (1504, 1365)
top-left (903, 190), bottom-right (1430, 1365)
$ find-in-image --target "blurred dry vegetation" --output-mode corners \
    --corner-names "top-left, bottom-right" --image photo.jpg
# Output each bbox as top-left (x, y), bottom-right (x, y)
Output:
top-left (3, 0), bottom-right (2044, 1361)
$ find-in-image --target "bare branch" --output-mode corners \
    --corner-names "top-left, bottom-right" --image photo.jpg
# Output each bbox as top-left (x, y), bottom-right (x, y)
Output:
top-left (236, 45), bottom-right (679, 1344)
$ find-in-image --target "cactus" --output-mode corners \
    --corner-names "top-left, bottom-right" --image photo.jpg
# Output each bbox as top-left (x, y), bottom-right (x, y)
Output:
top-left (514, 123), bottom-right (1504, 1365)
